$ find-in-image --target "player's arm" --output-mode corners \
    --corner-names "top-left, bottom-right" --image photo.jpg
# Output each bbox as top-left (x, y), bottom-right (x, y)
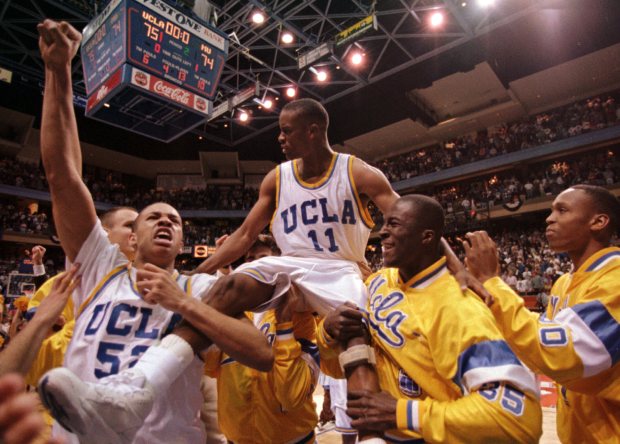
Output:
top-left (0, 267), bottom-right (79, 377)
top-left (315, 302), bottom-right (367, 378)
top-left (465, 231), bottom-right (620, 393)
top-left (182, 304), bottom-right (273, 371)
top-left (351, 157), bottom-right (399, 215)
top-left (347, 385), bottom-right (541, 443)
top-left (24, 321), bottom-right (73, 387)
top-left (38, 20), bottom-right (96, 262)
top-left (315, 318), bottom-right (345, 378)
top-left (137, 265), bottom-right (274, 371)
top-left (193, 170), bottom-right (277, 275)
top-left (270, 307), bottom-right (320, 410)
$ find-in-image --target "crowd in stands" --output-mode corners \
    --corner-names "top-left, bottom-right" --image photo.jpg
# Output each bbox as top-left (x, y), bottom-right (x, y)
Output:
top-left (0, 202), bottom-right (51, 236)
top-left (182, 219), bottom-right (242, 246)
top-left (0, 156), bottom-right (259, 211)
top-left (427, 147), bottom-right (620, 216)
top-left (375, 93), bottom-right (620, 182)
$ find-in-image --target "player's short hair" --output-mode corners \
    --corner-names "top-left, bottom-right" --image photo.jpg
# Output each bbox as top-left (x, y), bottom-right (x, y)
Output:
top-left (282, 98), bottom-right (329, 129)
top-left (100, 206), bottom-right (138, 230)
top-left (571, 185), bottom-right (620, 236)
top-left (399, 194), bottom-right (445, 238)
top-left (249, 234), bottom-right (281, 256)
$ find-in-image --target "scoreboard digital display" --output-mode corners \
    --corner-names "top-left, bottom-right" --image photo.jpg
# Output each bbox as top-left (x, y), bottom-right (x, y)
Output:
top-left (81, 0), bottom-right (126, 95)
top-left (81, 0), bottom-right (228, 100)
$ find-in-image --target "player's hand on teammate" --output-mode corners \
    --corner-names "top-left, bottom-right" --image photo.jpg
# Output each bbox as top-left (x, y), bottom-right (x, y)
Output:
top-left (136, 263), bottom-right (187, 311)
top-left (0, 374), bottom-right (62, 444)
top-left (323, 302), bottom-right (365, 345)
top-left (347, 390), bottom-right (397, 431)
top-left (25, 246), bottom-right (46, 266)
top-left (37, 19), bottom-right (82, 71)
top-left (34, 264), bottom-right (80, 326)
top-left (442, 237), bottom-right (494, 305)
top-left (463, 231), bottom-right (501, 290)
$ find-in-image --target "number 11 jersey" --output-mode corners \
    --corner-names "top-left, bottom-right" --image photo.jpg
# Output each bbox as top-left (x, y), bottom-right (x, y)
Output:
top-left (271, 153), bottom-right (373, 262)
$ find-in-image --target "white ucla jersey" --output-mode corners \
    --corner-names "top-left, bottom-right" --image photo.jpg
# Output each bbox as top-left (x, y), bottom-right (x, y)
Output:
top-left (56, 221), bottom-right (217, 444)
top-left (270, 153), bottom-right (374, 262)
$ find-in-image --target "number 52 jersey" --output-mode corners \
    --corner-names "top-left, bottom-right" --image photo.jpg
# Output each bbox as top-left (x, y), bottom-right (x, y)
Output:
top-left (59, 220), bottom-right (217, 444)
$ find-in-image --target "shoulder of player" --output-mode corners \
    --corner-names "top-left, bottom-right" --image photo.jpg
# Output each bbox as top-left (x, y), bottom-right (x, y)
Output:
top-left (579, 260), bottom-right (620, 298)
top-left (426, 274), bottom-right (492, 316)
top-left (349, 155), bottom-right (378, 176)
top-left (348, 156), bottom-right (389, 191)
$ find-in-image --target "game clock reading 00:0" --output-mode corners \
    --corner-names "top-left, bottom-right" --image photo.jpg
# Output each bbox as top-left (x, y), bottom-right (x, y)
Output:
top-left (127, 5), bottom-right (220, 98)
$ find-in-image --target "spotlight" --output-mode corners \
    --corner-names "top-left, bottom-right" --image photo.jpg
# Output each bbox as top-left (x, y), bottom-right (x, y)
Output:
top-left (251, 11), bottom-right (265, 24)
top-left (239, 110), bottom-right (249, 122)
top-left (477, 0), bottom-right (495, 7)
top-left (103, 103), bottom-right (110, 108)
top-left (281, 31), bottom-right (294, 44)
top-left (429, 11), bottom-right (444, 28)
top-left (263, 98), bottom-right (273, 109)
top-left (310, 66), bottom-right (328, 82)
top-left (351, 52), bottom-right (363, 65)
top-left (285, 87), bottom-right (296, 98)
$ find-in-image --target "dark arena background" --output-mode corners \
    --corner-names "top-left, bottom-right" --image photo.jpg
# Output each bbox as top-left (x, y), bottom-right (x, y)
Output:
top-left (1, 1), bottom-right (619, 442)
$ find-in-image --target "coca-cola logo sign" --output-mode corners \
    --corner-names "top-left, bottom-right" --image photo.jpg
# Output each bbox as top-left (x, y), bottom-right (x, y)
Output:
top-left (195, 97), bottom-right (207, 111)
top-left (134, 71), bottom-right (148, 86)
top-left (153, 81), bottom-right (191, 105)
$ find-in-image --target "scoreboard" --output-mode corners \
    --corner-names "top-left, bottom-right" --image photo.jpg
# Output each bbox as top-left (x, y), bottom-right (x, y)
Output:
top-left (82, 0), bottom-right (227, 99)
top-left (80, 0), bottom-right (228, 141)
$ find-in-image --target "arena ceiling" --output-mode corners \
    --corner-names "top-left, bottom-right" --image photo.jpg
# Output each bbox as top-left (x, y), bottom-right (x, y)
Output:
top-left (0, 0), bottom-right (620, 162)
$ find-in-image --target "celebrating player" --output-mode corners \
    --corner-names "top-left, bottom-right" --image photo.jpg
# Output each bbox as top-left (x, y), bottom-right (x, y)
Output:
top-left (319, 195), bottom-right (542, 443)
top-left (464, 185), bottom-right (620, 442)
top-left (35, 19), bottom-right (271, 444)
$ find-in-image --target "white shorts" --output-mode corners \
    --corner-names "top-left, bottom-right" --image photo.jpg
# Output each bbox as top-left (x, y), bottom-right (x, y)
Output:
top-left (234, 256), bottom-right (368, 315)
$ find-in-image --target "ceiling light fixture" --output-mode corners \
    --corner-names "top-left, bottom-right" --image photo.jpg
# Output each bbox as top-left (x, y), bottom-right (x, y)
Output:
top-left (281, 31), bottom-right (294, 44)
top-left (429, 11), bottom-right (444, 28)
top-left (251, 11), bottom-right (265, 24)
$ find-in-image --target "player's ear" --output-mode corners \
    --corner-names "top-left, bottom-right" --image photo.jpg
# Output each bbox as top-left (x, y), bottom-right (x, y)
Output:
top-left (421, 229), bottom-right (436, 246)
top-left (308, 122), bottom-right (320, 137)
top-left (590, 213), bottom-right (610, 236)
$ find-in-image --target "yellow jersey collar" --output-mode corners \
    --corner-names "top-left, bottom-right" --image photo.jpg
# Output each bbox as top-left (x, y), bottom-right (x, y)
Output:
top-left (398, 256), bottom-right (448, 290)
top-left (575, 246), bottom-right (620, 274)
